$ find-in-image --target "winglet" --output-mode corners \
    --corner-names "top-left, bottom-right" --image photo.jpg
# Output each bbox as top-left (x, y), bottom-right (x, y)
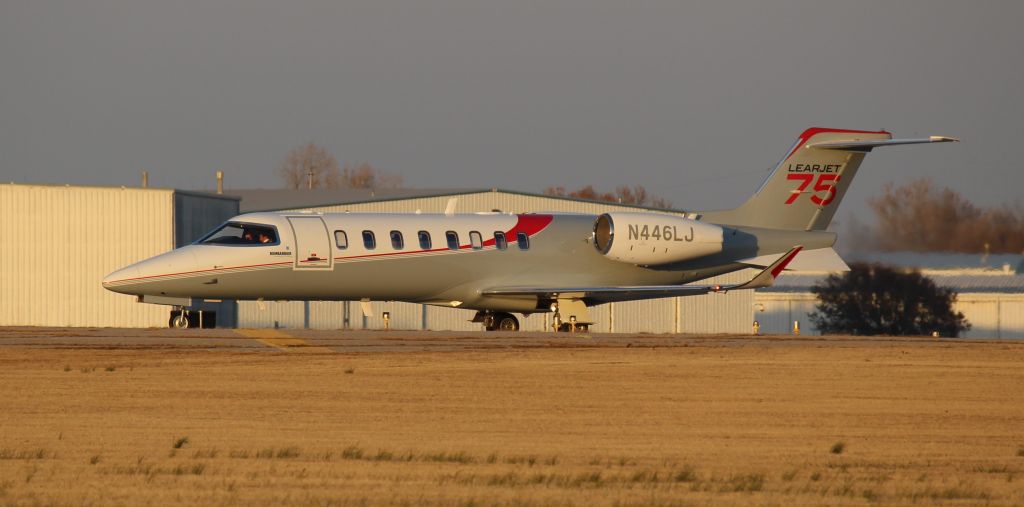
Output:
top-left (730, 246), bottom-right (802, 291)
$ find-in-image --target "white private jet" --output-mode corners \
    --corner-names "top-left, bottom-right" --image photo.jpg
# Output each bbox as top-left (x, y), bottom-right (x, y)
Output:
top-left (103, 127), bottom-right (957, 331)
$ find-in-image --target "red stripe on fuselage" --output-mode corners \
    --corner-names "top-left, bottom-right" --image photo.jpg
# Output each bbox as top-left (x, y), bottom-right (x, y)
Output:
top-left (481, 214), bottom-right (554, 247)
top-left (108, 214), bottom-right (556, 285)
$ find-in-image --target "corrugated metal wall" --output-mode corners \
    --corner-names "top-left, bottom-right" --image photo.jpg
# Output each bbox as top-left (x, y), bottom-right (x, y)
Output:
top-left (679, 270), bottom-right (757, 334)
top-left (997, 297), bottom-right (1024, 339)
top-left (174, 192), bottom-right (240, 247)
top-left (753, 292), bottom-right (1024, 339)
top-left (752, 293), bottom-right (819, 335)
top-left (0, 184), bottom-right (239, 328)
top-left (954, 295), bottom-right (1024, 339)
top-left (236, 191), bottom-right (755, 333)
top-left (0, 184), bottom-right (174, 327)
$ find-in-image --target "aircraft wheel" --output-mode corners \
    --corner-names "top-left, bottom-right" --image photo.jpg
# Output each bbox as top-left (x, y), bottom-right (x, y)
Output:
top-left (170, 312), bottom-right (189, 329)
top-left (495, 313), bottom-right (519, 332)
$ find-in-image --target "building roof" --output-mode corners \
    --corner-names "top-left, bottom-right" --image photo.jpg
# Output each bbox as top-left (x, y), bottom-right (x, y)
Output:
top-left (4, 182), bottom-right (239, 201)
top-left (226, 187), bottom-right (681, 213)
top-left (762, 272), bottom-right (1024, 294)
top-left (226, 188), bottom-right (482, 212)
top-left (844, 251), bottom-right (1024, 273)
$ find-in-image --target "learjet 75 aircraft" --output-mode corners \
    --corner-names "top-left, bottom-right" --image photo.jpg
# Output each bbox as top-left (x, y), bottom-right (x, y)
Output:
top-left (103, 128), bottom-right (957, 331)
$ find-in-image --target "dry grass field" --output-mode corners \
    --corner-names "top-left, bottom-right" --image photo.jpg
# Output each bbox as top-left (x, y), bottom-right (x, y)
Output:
top-left (1, 332), bottom-right (1023, 506)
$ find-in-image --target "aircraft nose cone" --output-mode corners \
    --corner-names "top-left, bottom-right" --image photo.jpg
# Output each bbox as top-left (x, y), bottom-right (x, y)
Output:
top-left (102, 265), bottom-right (140, 293)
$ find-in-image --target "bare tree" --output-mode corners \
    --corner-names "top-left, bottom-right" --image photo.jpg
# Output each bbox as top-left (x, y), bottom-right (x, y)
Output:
top-left (278, 143), bottom-right (340, 190)
top-left (544, 184), bottom-right (672, 209)
top-left (339, 162), bottom-right (404, 189)
top-left (277, 145), bottom-right (404, 190)
top-left (863, 178), bottom-right (1024, 253)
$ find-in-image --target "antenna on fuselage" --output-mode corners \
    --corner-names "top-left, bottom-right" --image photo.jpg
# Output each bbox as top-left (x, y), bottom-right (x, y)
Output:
top-left (444, 198), bottom-right (458, 217)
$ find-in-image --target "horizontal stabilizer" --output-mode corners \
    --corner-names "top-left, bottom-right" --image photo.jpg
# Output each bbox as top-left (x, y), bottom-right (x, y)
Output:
top-left (697, 127), bottom-right (959, 231)
top-left (482, 246), bottom-right (802, 305)
top-left (807, 136), bottom-right (959, 151)
top-left (737, 247), bottom-right (848, 272)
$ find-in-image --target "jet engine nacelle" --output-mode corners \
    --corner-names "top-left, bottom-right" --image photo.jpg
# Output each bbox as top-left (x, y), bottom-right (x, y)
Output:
top-left (593, 212), bottom-right (724, 266)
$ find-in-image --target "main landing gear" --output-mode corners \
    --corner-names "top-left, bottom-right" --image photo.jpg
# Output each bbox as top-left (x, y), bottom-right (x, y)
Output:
top-left (475, 311), bottom-right (520, 332)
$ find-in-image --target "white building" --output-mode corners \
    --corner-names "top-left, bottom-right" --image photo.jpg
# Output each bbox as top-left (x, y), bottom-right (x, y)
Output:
top-left (0, 183), bottom-right (238, 327)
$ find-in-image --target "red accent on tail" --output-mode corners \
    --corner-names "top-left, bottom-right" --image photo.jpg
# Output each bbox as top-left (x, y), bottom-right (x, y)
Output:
top-left (784, 127), bottom-right (891, 160)
top-left (771, 246), bottom-right (803, 278)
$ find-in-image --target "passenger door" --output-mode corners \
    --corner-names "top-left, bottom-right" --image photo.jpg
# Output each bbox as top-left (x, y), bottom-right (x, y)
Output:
top-left (287, 216), bottom-right (333, 270)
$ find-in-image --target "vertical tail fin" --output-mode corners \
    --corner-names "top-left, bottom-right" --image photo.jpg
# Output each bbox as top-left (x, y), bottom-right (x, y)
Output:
top-left (702, 128), bottom-right (890, 230)
top-left (700, 128), bottom-right (957, 231)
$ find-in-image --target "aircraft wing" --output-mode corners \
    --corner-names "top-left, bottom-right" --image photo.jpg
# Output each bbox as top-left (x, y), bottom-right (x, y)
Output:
top-left (481, 246), bottom-right (802, 305)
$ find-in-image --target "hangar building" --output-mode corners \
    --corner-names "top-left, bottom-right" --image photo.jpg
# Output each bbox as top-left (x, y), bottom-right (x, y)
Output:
top-left (226, 188), bottom-right (757, 334)
top-left (0, 183), bottom-right (238, 328)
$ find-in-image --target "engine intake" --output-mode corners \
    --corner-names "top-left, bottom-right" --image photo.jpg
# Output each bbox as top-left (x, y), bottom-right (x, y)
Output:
top-left (593, 212), bottom-right (724, 266)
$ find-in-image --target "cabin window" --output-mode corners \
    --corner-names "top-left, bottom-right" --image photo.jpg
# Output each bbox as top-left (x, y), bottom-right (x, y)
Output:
top-left (517, 232), bottom-right (530, 250)
top-left (418, 231), bottom-right (432, 250)
top-left (390, 230), bottom-right (404, 250)
top-left (469, 231), bottom-right (483, 250)
top-left (334, 230), bottom-right (348, 250)
top-left (494, 232), bottom-right (507, 250)
top-left (446, 231), bottom-right (459, 250)
top-left (199, 222), bottom-right (278, 246)
top-left (363, 230), bottom-right (376, 250)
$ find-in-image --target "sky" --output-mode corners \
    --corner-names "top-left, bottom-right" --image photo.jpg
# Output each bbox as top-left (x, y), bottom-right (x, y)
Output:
top-left (1, 0), bottom-right (1021, 229)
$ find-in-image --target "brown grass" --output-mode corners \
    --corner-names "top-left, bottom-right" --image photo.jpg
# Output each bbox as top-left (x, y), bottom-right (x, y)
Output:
top-left (1, 338), bottom-right (1023, 505)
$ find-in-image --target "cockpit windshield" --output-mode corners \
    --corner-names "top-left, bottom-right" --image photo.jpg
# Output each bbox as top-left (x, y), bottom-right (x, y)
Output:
top-left (199, 222), bottom-right (279, 245)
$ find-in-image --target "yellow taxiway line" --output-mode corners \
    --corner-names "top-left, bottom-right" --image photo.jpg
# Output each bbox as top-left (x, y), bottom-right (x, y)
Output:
top-left (235, 329), bottom-right (334, 353)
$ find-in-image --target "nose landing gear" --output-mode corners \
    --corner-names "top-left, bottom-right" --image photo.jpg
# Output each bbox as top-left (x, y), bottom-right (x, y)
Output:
top-left (170, 309), bottom-right (190, 328)
top-left (168, 308), bottom-right (215, 329)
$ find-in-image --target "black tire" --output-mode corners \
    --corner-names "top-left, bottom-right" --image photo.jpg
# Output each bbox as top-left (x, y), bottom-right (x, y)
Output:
top-left (495, 313), bottom-right (519, 332)
top-left (170, 312), bottom-right (189, 329)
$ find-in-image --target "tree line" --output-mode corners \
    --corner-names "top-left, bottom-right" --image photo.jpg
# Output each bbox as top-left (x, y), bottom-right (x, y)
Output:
top-left (276, 142), bottom-right (674, 208)
top-left (544, 185), bottom-right (672, 209)
top-left (278, 143), bottom-right (403, 190)
top-left (853, 178), bottom-right (1024, 253)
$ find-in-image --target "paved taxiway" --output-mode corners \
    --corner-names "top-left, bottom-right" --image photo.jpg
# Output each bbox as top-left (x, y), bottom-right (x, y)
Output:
top-left (0, 326), bottom-right (1004, 352)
